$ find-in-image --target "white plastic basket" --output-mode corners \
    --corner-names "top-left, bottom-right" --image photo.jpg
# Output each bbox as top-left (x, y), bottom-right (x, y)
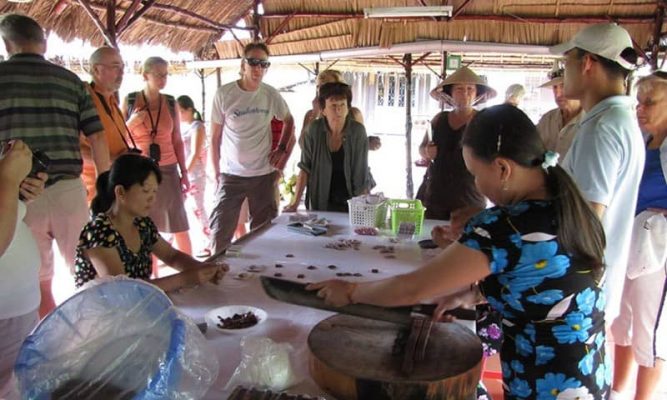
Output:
top-left (347, 199), bottom-right (387, 228)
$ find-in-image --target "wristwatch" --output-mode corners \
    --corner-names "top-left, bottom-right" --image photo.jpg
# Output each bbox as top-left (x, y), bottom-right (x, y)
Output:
top-left (278, 143), bottom-right (287, 152)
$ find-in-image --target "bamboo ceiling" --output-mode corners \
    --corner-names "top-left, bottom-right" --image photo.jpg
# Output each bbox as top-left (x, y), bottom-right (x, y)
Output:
top-left (0, 0), bottom-right (663, 66)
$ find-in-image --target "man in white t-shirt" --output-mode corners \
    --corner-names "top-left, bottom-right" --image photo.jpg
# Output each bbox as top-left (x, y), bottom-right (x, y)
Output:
top-left (550, 23), bottom-right (645, 324)
top-left (209, 42), bottom-right (295, 254)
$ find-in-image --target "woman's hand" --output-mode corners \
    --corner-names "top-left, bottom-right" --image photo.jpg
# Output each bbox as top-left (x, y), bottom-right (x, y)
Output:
top-left (424, 141), bottom-right (438, 160)
top-left (189, 262), bottom-right (228, 285)
top-left (306, 280), bottom-right (357, 307)
top-left (180, 173), bottom-right (190, 193)
top-left (126, 109), bottom-right (148, 128)
top-left (431, 225), bottom-right (457, 248)
top-left (432, 286), bottom-right (482, 322)
top-left (19, 172), bottom-right (47, 202)
top-left (0, 139), bottom-right (32, 186)
top-left (282, 202), bottom-right (298, 213)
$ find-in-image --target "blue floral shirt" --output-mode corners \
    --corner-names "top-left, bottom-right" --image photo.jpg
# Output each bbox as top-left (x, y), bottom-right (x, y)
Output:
top-left (459, 200), bottom-right (610, 400)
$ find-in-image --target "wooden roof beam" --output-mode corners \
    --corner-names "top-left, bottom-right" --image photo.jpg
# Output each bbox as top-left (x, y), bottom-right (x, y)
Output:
top-left (266, 12), bottom-right (296, 44)
top-left (651, 1), bottom-right (666, 70)
top-left (146, 2), bottom-right (254, 31)
top-left (106, 0), bottom-right (117, 47)
top-left (115, 0), bottom-right (142, 34)
top-left (259, 12), bottom-right (660, 24)
top-left (77, 1), bottom-right (223, 34)
top-left (450, 0), bottom-right (473, 20)
top-left (75, 0), bottom-right (116, 47)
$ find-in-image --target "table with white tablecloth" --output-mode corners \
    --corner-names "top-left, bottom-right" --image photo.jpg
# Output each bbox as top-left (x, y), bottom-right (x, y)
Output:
top-left (170, 212), bottom-right (468, 399)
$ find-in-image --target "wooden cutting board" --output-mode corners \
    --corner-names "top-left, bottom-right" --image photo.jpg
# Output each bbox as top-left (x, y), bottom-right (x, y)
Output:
top-left (308, 314), bottom-right (483, 400)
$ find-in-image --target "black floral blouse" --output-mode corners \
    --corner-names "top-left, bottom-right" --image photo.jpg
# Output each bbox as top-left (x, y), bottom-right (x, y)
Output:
top-left (74, 213), bottom-right (159, 288)
top-left (459, 200), bottom-right (610, 400)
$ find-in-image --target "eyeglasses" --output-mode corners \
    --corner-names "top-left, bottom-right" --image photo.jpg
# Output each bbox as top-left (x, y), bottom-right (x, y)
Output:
top-left (98, 63), bottom-right (124, 72)
top-left (245, 58), bottom-right (271, 69)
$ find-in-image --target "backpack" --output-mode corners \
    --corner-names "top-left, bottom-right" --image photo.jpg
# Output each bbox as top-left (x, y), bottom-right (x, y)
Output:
top-left (126, 91), bottom-right (176, 121)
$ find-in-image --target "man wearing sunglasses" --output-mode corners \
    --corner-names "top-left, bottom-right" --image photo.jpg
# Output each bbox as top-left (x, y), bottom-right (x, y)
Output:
top-left (209, 42), bottom-right (295, 254)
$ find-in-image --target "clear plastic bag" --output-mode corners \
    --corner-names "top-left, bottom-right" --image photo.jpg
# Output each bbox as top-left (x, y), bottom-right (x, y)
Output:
top-left (225, 337), bottom-right (298, 391)
top-left (15, 277), bottom-right (218, 399)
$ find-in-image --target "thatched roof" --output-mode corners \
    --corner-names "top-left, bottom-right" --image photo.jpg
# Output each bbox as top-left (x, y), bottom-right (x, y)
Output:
top-left (216, 0), bottom-right (660, 60)
top-left (0, 0), bottom-right (254, 58)
top-left (1, 1), bottom-right (663, 66)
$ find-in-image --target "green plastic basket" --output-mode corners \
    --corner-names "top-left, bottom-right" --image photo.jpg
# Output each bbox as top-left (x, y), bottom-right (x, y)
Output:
top-left (388, 199), bottom-right (425, 236)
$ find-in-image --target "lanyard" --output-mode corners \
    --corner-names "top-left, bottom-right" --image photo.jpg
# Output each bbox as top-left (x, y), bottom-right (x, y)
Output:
top-left (142, 91), bottom-right (162, 140)
top-left (90, 83), bottom-right (138, 151)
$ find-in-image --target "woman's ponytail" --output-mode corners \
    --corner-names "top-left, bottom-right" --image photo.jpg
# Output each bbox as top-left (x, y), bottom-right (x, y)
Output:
top-left (545, 165), bottom-right (606, 279)
top-left (193, 109), bottom-right (203, 122)
top-left (91, 171), bottom-right (114, 215)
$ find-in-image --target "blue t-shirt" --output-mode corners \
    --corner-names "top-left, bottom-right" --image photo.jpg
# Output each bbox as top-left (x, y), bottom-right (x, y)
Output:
top-left (636, 148), bottom-right (667, 214)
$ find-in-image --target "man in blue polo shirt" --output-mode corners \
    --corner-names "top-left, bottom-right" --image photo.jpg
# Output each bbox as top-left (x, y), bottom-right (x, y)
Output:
top-left (550, 24), bottom-right (645, 325)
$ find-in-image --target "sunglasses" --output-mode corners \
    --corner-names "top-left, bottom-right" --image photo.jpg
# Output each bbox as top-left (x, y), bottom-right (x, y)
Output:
top-left (245, 58), bottom-right (271, 69)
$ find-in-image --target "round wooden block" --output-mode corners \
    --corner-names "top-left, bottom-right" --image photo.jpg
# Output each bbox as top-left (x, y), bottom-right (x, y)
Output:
top-left (308, 314), bottom-right (483, 400)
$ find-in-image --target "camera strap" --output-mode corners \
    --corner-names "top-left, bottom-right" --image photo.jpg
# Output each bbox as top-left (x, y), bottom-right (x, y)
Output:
top-left (90, 83), bottom-right (139, 152)
top-left (142, 91), bottom-right (162, 144)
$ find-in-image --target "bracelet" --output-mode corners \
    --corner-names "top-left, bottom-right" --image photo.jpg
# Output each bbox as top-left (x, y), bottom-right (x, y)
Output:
top-left (346, 282), bottom-right (358, 304)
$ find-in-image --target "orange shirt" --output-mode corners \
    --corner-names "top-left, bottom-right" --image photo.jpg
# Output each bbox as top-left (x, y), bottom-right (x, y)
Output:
top-left (81, 83), bottom-right (133, 202)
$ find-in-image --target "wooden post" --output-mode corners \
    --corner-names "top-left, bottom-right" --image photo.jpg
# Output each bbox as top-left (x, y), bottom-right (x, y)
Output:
top-left (404, 53), bottom-right (414, 199)
top-left (440, 51), bottom-right (447, 111)
top-left (314, 61), bottom-right (320, 79)
top-left (253, 0), bottom-right (261, 41)
top-left (216, 67), bottom-right (222, 88)
top-left (651, 2), bottom-right (665, 70)
top-left (199, 69), bottom-right (206, 121)
top-left (106, 0), bottom-right (117, 48)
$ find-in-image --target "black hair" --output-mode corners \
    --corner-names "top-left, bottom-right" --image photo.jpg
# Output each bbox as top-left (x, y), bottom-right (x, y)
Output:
top-left (462, 104), bottom-right (606, 278)
top-left (177, 95), bottom-right (203, 121)
top-left (0, 13), bottom-right (45, 45)
top-left (318, 82), bottom-right (353, 110)
top-left (243, 41), bottom-right (269, 57)
top-left (573, 48), bottom-right (635, 80)
top-left (91, 154), bottom-right (162, 215)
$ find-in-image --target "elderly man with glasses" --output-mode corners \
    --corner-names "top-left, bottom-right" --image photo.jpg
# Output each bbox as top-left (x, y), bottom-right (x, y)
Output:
top-left (208, 42), bottom-right (295, 254)
top-left (81, 47), bottom-right (139, 203)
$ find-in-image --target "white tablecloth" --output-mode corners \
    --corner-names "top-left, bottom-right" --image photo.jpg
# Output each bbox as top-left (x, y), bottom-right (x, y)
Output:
top-left (171, 212), bottom-right (457, 399)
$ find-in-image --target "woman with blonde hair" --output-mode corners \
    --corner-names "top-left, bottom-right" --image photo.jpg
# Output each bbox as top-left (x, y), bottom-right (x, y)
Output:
top-left (610, 71), bottom-right (667, 400)
top-left (122, 57), bottom-right (192, 265)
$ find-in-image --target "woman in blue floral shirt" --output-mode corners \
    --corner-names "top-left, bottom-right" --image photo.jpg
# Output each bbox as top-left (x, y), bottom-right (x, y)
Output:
top-left (310, 104), bottom-right (610, 399)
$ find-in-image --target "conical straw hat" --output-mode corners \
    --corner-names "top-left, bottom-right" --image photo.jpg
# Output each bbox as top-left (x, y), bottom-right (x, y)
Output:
top-left (430, 67), bottom-right (497, 105)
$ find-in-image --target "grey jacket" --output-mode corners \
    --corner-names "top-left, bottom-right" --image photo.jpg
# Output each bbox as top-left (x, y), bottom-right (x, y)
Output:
top-left (298, 117), bottom-right (368, 210)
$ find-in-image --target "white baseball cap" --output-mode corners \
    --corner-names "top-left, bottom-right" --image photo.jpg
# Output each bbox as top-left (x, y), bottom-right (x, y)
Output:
top-left (549, 23), bottom-right (637, 70)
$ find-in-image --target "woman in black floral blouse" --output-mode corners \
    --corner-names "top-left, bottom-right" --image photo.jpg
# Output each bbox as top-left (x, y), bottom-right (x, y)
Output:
top-left (74, 154), bottom-right (227, 291)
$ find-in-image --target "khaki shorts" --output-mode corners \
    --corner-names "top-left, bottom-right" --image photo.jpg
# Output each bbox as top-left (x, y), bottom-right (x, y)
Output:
top-left (23, 178), bottom-right (89, 281)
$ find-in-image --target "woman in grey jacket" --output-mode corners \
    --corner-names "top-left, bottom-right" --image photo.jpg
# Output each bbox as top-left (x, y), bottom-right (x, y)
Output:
top-left (284, 82), bottom-right (368, 212)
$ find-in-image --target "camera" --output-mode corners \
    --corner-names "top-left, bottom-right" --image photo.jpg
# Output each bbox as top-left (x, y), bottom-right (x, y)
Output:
top-left (29, 149), bottom-right (50, 177)
top-left (149, 143), bottom-right (161, 162)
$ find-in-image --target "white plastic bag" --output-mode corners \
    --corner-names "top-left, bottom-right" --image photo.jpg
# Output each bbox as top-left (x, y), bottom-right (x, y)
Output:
top-left (225, 337), bottom-right (298, 391)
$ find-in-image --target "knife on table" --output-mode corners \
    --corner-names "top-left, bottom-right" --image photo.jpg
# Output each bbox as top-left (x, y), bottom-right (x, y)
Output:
top-left (260, 276), bottom-right (477, 324)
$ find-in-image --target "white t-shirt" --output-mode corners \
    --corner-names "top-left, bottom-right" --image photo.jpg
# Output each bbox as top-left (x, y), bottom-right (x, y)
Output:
top-left (0, 201), bottom-right (41, 319)
top-left (562, 95), bottom-right (645, 321)
top-left (211, 81), bottom-right (290, 177)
